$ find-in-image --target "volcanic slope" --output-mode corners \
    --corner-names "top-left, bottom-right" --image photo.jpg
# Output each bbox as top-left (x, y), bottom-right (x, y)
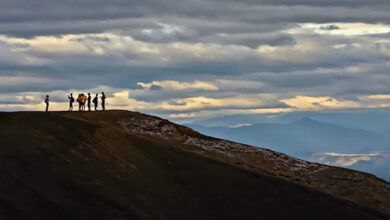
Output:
top-left (0, 111), bottom-right (389, 219)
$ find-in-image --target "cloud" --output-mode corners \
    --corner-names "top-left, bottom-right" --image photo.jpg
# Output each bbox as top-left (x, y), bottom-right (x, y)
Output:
top-left (2, 0), bottom-right (390, 122)
top-left (5, 35), bottom-right (88, 54)
top-left (213, 79), bottom-right (264, 91)
top-left (0, 76), bottom-right (51, 86)
top-left (201, 32), bottom-right (296, 49)
top-left (320, 24), bottom-right (340, 30)
top-left (360, 94), bottom-right (390, 101)
top-left (137, 80), bottom-right (219, 91)
top-left (300, 23), bottom-right (390, 36)
top-left (311, 152), bottom-right (384, 167)
top-left (2, 1), bottom-right (390, 39)
top-left (228, 123), bottom-right (252, 128)
top-left (280, 96), bottom-right (361, 110)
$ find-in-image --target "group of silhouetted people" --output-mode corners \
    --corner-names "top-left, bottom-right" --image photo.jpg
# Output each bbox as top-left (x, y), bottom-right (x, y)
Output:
top-left (44, 92), bottom-right (106, 112)
top-left (69, 92), bottom-right (106, 111)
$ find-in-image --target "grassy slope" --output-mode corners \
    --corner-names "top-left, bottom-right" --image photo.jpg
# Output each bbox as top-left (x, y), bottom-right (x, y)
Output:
top-left (0, 111), bottom-right (388, 219)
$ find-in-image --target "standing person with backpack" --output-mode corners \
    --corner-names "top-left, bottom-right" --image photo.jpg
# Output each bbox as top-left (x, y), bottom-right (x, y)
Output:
top-left (80, 93), bottom-right (87, 111)
top-left (44, 95), bottom-right (50, 112)
top-left (93, 94), bottom-right (98, 111)
top-left (68, 93), bottom-right (75, 111)
top-left (77, 94), bottom-right (82, 111)
top-left (101, 92), bottom-right (106, 111)
top-left (87, 93), bottom-right (91, 111)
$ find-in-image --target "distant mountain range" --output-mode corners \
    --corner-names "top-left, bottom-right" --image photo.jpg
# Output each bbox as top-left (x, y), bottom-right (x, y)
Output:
top-left (186, 115), bottom-right (390, 181)
top-left (190, 109), bottom-right (390, 133)
top-left (188, 117), bottom-right (390, 154)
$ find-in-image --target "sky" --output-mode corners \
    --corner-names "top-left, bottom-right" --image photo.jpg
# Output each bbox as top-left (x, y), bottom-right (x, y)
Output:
top-left (2, 0), bottom-right (390, 123)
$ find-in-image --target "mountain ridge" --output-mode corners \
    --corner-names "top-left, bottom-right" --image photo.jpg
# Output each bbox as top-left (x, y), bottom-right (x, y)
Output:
top-left (0, 110), bottom-right (389, 219)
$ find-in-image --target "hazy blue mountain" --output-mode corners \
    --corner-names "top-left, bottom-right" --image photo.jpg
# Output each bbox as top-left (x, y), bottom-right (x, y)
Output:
top-left (300, 112), bottom-right (390, 133)
top-left (187, 117), bottom-right (390, 181)
top-left (188, 117), bottom-right (389, 155)
top-left (190, 108), bottom-right (390, 133)
top-left (191, 114), bottom-right (280, 127)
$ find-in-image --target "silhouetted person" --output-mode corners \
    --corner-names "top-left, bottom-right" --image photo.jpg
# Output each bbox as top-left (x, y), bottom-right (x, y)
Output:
top-left (77, 94), bottom-right (82, 111)
top-left (68, 93), bottom-right (74, 111)
top-left (80, 93), bottom-right (86, 111)
top-left (87, 93), bottom-right (91, 111)
top-left (44, 95), bottom-right (49, 112)
top-left (101, 92), bottom-right (106, 111)
top-left (93, 94), bottom-right (98, 111)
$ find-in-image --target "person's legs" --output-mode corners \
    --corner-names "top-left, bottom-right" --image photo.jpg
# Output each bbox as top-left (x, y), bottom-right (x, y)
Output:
top-left (102, 102), bottom-right (105, 111)
top-left (46, 103), bottom-right (49, 112)
top-left (88, 103), bottom-right (91, 111)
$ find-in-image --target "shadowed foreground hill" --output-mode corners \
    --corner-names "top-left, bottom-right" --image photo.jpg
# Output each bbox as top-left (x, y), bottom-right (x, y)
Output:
top-left (0, 111), bottom-right (389, 219)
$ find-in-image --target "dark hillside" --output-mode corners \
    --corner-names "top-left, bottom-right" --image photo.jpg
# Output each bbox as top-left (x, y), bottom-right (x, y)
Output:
top-left (0, 111), bottom-right (388, 219)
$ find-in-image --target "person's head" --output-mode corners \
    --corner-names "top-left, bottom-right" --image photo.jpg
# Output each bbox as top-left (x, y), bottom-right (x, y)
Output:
top-left (96, 94), bottom-right (98, 97)
top-left (102, 92), bottom-right (104, 95)
top-left (46, 95), bottom-right (49, 98)
top-left (70, 93), bottom-right (73, 96)
top-left (88, 93), bottom-right (90, 96)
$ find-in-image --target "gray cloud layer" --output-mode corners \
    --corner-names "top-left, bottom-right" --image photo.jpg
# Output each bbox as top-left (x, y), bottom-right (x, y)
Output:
top-left (1, 0), bottom-right (390, 119)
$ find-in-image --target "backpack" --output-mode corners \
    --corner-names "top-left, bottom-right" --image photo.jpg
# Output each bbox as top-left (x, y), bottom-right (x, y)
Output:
top-left (93, 97), bottom-right (98, 103)
top-left (81, 95), bottom-right (86, 104)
